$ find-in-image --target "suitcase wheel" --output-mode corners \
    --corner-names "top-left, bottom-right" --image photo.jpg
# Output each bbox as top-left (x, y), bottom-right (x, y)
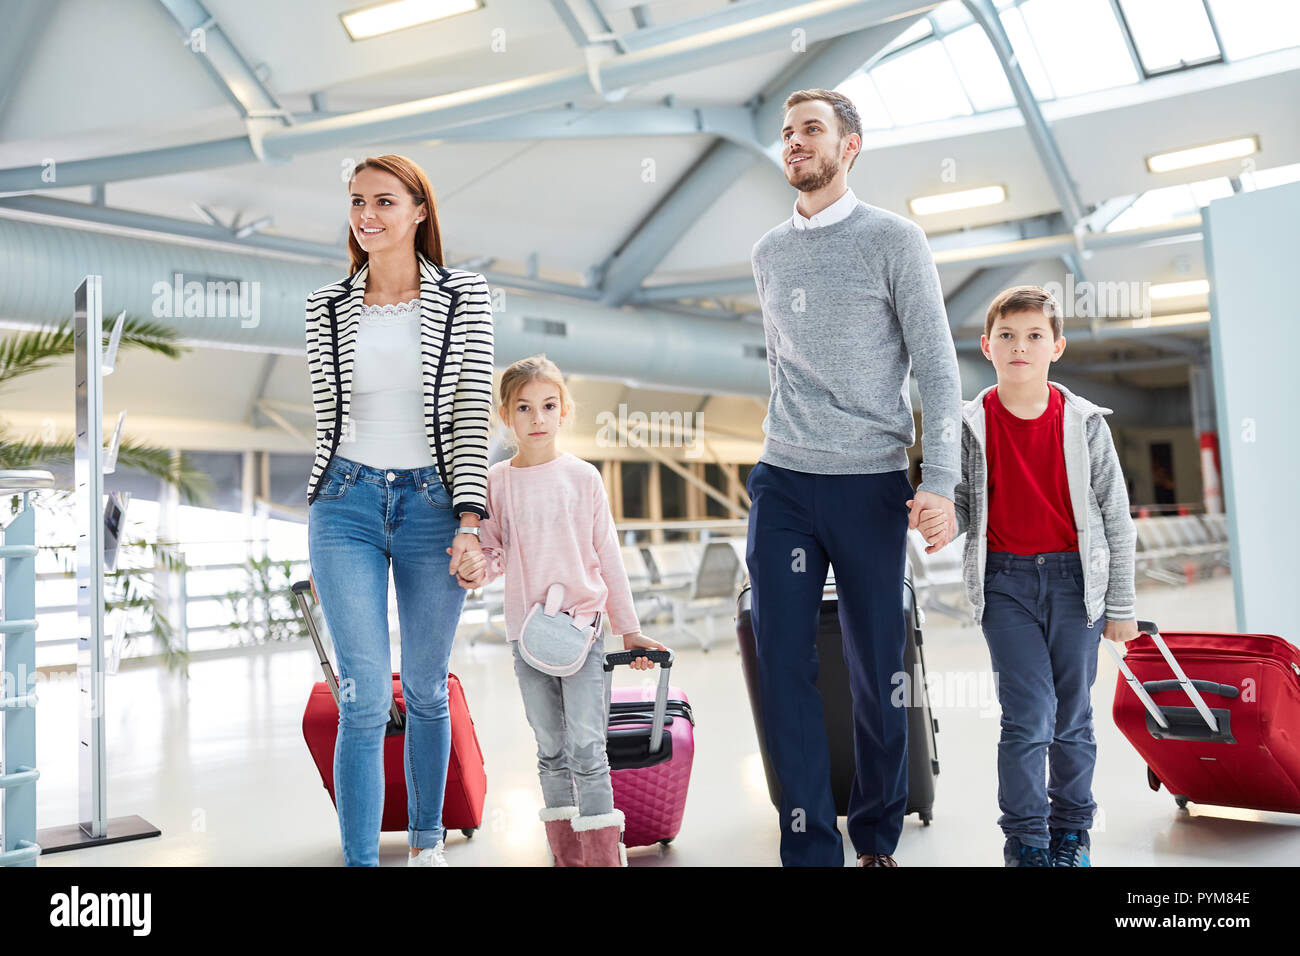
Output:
top-left (1146, 766), bottom-right (1162, 792)
top-left (918, 808), bottom-right (933, 826)
top-left (462, 829), bottom-right (475, 839)
top-left (1174, 796), bottom-right (1189, 810)
top-left (659, 838), bottom-right (674, 847)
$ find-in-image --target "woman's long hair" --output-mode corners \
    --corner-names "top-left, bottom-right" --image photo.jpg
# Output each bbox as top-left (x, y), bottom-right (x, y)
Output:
top-left (346, 154), bottom-right (444, 274)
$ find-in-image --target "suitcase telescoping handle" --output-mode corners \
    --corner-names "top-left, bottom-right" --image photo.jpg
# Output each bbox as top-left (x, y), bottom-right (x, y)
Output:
top-left (292, 580), bottom-right (405, 733)
top-left (1104, 620), bottom-right (1219, 733)
top-left (603, 649), bottom-right (673, 755)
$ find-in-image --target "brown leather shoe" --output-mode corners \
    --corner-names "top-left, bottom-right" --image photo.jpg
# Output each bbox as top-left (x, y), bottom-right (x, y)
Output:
top-left (857, 853), bottom-right (898, 867)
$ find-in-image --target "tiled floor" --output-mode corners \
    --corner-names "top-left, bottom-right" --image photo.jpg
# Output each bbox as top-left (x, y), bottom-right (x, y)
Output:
top-left (29, 572), bottom-right (1300, 867)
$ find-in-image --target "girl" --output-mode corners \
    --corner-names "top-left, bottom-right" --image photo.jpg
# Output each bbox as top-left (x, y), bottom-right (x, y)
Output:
top-left (455, 355), bottom-right (665, 867)
top-left (305, 154), bottom-right (493, 867)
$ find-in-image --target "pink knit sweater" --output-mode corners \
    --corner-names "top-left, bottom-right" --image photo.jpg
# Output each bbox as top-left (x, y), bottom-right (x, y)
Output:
top-left (478, 453), bottom-right (640, 642)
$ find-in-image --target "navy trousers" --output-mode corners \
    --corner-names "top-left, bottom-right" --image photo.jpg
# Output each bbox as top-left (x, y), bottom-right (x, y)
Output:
top-left (745, 460), bottom-right (912, 866)
top-left (980, 550), bottom-right (1100, 848)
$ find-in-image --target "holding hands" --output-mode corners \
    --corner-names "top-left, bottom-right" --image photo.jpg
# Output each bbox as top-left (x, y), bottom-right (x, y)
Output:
top-left (448, 545), bottom-right (487, 589)
top-left (907, 491), bottom-right (956, 554)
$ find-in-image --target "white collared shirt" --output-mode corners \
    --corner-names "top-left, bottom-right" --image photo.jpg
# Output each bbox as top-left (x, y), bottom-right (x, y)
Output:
top-left (791, 187), bottom-right (859, 230)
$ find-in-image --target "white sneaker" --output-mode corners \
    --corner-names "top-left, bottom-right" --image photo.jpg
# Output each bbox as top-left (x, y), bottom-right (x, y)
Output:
top-left (407, 840), bottom-right (448, 867)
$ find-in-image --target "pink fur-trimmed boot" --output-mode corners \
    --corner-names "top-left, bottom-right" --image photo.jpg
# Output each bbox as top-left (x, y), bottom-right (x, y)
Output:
top-left (571, 809), bottom-right (627, 867)
top-left (540, 806), bottom-right (584, 866)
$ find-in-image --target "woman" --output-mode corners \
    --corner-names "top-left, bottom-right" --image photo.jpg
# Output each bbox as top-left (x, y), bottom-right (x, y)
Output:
top-left (305, 154), bottom-right (494, 867)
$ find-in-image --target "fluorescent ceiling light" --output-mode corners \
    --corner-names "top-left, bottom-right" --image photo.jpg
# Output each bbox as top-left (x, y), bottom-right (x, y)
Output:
top-left (341, 0), bottom-right (481, 40)
top-left (1149, 280), bottom-right (1209, 299)
top-left (1103, 311), bottom-right (1210, 330)
top-left (1146, 136), bottom-right (1258, 173)
top-left (909, 185), bottom-right (1006, 216)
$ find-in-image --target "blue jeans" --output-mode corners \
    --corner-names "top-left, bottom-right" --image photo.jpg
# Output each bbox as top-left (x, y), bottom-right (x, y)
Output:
top-left (307, 454), bottom-right (467, 866)
top-left (510, 638), bottom-right (615, 817)
top-left (980, 550), bottom-right (1100, 849)
top-left (745, 461), bottom-right (912, 866)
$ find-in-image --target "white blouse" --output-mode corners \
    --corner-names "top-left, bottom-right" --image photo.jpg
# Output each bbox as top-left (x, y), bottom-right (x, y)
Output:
top-left (343, 298), bottom-right (437, 470)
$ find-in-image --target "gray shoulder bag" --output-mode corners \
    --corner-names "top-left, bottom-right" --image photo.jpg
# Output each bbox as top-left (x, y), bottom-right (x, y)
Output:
top-left (502, 461), bottom-right (602, 677)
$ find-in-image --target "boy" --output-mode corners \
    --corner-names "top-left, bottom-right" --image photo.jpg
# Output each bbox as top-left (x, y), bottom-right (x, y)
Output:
top-left (918, 286), bottom-right (1139, 867)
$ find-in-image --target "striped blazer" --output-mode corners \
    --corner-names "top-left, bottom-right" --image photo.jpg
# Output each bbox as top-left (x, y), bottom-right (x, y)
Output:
top-left (304, 251), bottom-right (495, 517)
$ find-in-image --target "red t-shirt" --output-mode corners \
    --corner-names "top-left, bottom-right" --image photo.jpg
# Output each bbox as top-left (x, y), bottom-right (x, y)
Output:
top-left (984, 385), bottom-right (1078, 555)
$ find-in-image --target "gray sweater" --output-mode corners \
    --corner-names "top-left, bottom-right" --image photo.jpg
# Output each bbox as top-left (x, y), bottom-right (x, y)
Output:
top-left (750, 201), bottom-right (962, 499)
top-left (953, 381), bottom-right (1138, 627)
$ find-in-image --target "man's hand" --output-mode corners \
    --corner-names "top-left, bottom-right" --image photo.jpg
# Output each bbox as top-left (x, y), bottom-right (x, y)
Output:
top-left (1103, 619), bottom-right (1140, 644)
top-left (907, 491), bottom-right (955, 553)
top-left (914, 507), bottom-right (948, 549)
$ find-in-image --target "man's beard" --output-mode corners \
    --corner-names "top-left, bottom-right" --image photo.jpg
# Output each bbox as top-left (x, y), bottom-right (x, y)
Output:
top-left (788, 153), bottom-right (840, 192)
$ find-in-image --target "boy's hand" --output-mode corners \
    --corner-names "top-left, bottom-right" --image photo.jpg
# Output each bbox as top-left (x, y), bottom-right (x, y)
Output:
top-left (622, 631), bottom-right (667, 670)
top-left (907, 492), bottom-right (955, 553)
top-left (914, 507), bottom-right (948, 548)
top-left (446, 547), bottom-right (486, 589)
top-left (1104, 619), bottom-right (1140, 644)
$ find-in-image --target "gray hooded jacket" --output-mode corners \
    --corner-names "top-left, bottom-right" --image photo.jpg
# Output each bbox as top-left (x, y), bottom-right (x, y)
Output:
top-left (952, 381), bottom-right (1137, 628)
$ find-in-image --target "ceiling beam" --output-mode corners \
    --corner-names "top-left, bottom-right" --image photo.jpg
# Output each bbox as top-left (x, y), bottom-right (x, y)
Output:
top-left (963, 0), bottom-right (1086, 228)
top-left (597, 13), bottom-right (928, 306)
top-left (943, 264), bottom-right (1026, 331)
top-left (0, 0), bottom-right (56, 126)
top-left (0, 0), bottom-right (943, 192)
top-left (155, 0), bottom-right (292, 125)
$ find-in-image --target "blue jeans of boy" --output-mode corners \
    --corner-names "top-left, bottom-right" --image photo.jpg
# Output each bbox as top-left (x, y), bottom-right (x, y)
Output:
top-left (981, 550), bottom-right (1101, 849)
top-left (307, 454), bottom-right (467, 866)
top-left (745, 461), bottom-right (912, 867)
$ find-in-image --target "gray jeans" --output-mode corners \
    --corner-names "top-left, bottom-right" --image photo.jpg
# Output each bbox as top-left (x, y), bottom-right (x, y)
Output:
top-left (511, 638), bottom-right (615, 817)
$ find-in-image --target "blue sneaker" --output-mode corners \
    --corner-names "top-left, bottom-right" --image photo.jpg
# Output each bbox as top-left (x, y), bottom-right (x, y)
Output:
top-left (1004, 836), bottom-right (1051, 867)
top-left (1049, 829), bottom-right (1091, 867)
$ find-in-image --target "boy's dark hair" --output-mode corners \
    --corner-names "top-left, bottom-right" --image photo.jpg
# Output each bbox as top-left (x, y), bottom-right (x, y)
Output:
top-left (984, 285), bottom-right (1064, 340)
top-left (783, 89), bottom-right (863, 171)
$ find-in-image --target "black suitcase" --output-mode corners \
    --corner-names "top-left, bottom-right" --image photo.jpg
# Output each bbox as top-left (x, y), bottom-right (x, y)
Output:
top-left (736, 566), bottom-right (939, 825)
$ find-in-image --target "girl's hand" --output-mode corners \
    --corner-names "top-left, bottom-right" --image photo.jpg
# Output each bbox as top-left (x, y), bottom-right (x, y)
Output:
top-left (446, 547), bottom-right (486, 589)
top-left (915, 507), bottom-right (948, 547)
top-left (622, 631), bottom-right (667, 670)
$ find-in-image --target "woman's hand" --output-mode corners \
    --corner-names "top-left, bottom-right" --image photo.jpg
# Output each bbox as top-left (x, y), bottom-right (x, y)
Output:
top-left (622, 631), bottom-right (667, 670)
top-left (446, 545), bottom-right (486, 589)
top-left (448, 531), bottom-right (482, 579)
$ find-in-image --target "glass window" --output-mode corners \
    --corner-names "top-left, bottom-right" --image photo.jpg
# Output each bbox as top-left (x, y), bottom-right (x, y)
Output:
top-left (704, 463), bottom-right (729, 518)
top-left (659, 464), bottom-right (687, 520)
top-left (1207, 0), bottom-right (1300, 60)
top-left (620, 462), bottom-right (650, 519)
top-left (871, 42), bottom-right (973, 126)
top-left (1020, 0), bottom-right (1140, 97)
top-left (1187, 176), bottom-right (1234, 206)
top-left (1243, 161), bottom-right (1300, 190)
top-left (836, 72), bottom-right (895, 129)
top-left (930, 1), bottom-right (974, 33)
top-left (880, 17), bottom-right (933, 56)
top-left (1118, 0), bottom-right (1221, 73)
top-left (998, 6), bottom-right (1056, 100)
top-left (943, 23), bottom-right (1016, 111)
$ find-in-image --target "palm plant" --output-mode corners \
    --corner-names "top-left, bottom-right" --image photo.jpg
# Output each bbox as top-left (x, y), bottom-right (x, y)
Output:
top-left (0, 318), bottom-right (212, 501)
top-left (2, 317), bottom-right (214, 672)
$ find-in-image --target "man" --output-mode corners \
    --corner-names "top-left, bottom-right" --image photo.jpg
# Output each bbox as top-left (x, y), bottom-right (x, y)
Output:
top-left (746, 89), bottom-right (962, 867)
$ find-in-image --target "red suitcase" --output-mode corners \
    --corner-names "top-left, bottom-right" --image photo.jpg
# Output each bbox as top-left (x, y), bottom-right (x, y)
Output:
top-left (604, 649), bottom-right (694, 848)
top-left (293, 581), bottom-right (487, 837)
top-left (1110, 619), bottom-right (1300, 814)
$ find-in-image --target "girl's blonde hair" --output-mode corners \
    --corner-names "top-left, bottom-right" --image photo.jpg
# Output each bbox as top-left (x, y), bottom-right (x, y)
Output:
top-left (497, 354), bottom-right (575, 447)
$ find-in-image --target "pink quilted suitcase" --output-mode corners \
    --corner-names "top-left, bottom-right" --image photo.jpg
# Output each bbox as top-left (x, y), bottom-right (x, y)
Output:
top-left (604, 650), bottom-right (695, 848)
